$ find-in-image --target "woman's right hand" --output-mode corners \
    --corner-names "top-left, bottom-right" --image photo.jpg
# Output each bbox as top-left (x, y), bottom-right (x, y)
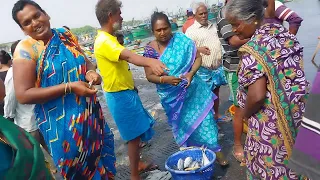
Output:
top-left (163, 76), bottom-right (182, 86)
top-left (70, 81), bottom-right (97, 97)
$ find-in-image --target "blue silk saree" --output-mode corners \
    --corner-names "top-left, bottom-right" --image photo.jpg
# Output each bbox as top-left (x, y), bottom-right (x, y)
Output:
top-left (144, 32), bottom-right (221, 151)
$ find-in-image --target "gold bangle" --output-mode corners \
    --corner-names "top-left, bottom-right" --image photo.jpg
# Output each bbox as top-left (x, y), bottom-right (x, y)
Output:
top-left (68, 82), bottom-right (72, 93)
top-left (159, 76), bottom-right (163, 84)
top-left (64, 83), bottom-right (68, 95)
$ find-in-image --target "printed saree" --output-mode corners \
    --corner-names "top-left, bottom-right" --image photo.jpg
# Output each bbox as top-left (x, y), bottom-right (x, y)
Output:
top-left (237, 23), bottom-right (308, 179)
top-left (144, 32), bottom-right (220, 151)
top-left (33, 28), bottom-right (116, 179)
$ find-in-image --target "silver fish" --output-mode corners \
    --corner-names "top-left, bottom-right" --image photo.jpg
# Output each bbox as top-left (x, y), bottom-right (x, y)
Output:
top-left (184, 157), bottom-right (193, 169)
top-left (185, 161), bottom-right (200, 171)
top-left (201, 147), bottom-right (210, 166)
top-left (193, 162), bottom-right (200, 168)
top-left (177, 158), bottom-right (184, 170)
top-left (190, 161), bottom-right (199, 168)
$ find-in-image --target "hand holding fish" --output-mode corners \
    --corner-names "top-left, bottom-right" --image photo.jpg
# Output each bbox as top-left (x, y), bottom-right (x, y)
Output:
top-left (85, 70), bottom-right (101, 85)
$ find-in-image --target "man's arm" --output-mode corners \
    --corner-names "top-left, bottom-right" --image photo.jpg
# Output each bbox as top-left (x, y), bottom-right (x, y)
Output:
top-left (4, 68), bottom-right (17, 119)
top-left (265, 0), bottom-right (275, 19)
top-left (228, 36), bottom-right (250, 47)
top-left (275, 1), bottom-right (303, 35)
top-left (217, 16), bottom-right (249, 47)
top-left (120, 49), bottom-right (167, 76)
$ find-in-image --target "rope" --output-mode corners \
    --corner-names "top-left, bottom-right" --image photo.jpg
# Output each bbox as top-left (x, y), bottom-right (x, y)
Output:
top-left (311, 39), bottom-right (320, 69)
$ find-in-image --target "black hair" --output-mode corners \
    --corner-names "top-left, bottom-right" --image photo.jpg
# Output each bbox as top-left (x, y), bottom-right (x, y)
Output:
top-left (12, 0), bottom-right (46, 28)
top-left (63, 26), bottom-right (70, 30)
top-left (0, 50), bottom-right (12, 64)
top-left (95, 0), bottom-right (122, 26)
top-left (151, 12), bottom-right (171, 31)
top-left (11, 40), bottom-right (21, 56)
top-left (115, 32), bottom-right (124, 39)
top-left (187, 12), bottom-right (193, 17)
top-left (262, 0), bottom-right (268, 7)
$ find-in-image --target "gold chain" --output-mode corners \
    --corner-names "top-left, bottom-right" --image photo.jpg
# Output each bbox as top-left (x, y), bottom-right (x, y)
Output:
top-left (0, 136), bottom-right (8, 145)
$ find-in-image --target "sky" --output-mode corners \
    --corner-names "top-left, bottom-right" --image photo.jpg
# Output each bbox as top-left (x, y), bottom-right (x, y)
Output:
top-left (0, 0), bottom-right (219, 43)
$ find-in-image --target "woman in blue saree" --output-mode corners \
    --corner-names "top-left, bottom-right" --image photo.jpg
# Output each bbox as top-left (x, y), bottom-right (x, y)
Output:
top-left (12, 0), bottom-right (116, 179)
top-left (143, 12), bottom-right (228, 166)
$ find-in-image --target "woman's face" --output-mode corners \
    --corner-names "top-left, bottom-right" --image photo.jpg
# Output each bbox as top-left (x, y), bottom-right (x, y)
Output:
top-left (16, 4), bottom-right (52, 41)
top-left (153, 19), bottom-right (172, 43)
top-left (226, 14), bottom-right (257, 40)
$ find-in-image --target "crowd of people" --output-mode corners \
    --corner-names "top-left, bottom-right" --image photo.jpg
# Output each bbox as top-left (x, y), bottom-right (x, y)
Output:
top-left (0, 0), bottom-right (319, 179)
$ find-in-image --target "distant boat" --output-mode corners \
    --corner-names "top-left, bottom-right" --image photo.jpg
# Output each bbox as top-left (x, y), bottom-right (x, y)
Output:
top-left (208, 5), bottom-right (222, 22)
top-left (176, 17), bottom-right (186, 27)
top-left (119, 30), bottom-right (134, 45)
top-left (132, 24), bottom-right (152, 40)
top-left (170, 21), bottom-right (179, 31)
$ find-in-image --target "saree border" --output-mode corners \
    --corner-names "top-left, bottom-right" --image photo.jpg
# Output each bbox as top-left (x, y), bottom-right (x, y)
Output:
top-left (239, 43), bottom-right (295, 156)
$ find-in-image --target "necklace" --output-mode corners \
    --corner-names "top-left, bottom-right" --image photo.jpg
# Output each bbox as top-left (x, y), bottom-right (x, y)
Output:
top-left (156, 41), bottom-right (163, 54)
top-left (0, 136), bottom-right (7, 145)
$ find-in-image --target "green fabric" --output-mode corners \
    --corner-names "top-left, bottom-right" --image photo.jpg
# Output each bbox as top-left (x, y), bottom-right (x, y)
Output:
top-left (0, 117), bottom-right (51, 179)
top-left (225, 71), bottom-right (239, 106)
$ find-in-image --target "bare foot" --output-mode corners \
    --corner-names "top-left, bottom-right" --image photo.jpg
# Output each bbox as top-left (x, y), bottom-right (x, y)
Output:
top-left (138, 161), bottom-right (159, 174)
top-left (216, 152), bottom-right (229, 167)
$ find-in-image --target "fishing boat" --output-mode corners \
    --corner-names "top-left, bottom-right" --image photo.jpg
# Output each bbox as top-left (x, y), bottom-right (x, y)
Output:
top-left (127, 44), bottom-right (145, 55)
top-left (208, 11), bottom-right (216, 22)
top-left (119, 30), bottom-right (134, 45)
top-left (132, 23), bottom-right (152, 40)
top-left (208, 4), bottom-right (222, 22)
top-left (170, 21), bottom-right (179, 31)
top-left (169, 17), bottom-right (179, 31)
top-left (176, 17), bottom-right (185, 27)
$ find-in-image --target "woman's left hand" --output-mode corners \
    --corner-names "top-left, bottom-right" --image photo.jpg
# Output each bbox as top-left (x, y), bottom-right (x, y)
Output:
top-left (86, 70), bottom-right (102, 85)
top-left (181, 72), bottom-right (194, 88)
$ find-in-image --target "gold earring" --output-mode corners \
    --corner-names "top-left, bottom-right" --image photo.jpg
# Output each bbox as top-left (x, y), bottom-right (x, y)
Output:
top-left (254, 21), bottom-right (258, 25)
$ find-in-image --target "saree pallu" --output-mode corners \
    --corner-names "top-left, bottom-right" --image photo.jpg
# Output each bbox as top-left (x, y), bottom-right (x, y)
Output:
top-left (196, 66), bottom-right (227, 91)
top-left (35, 28), bottom-right (116, 179)
top-left (0, 118), bottom-right (52, 179)
top-left (144, 32), bottom-right (220, 152)
top-left (237, 23), bottom-right (308, 180)
top-left (289, 70), bottom-right (320, 180)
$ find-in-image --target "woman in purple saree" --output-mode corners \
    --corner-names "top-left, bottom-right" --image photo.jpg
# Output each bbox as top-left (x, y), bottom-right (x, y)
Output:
top-left (226, 0), bottom-right (309, 179)
top-left (143, 12), bottom-right (228, 166)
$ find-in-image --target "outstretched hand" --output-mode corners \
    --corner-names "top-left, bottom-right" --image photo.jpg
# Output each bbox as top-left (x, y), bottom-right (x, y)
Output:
top-left (148, 58), bottom-right (168, 76)
top-left (85, 71), bottom-right (101, 85)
